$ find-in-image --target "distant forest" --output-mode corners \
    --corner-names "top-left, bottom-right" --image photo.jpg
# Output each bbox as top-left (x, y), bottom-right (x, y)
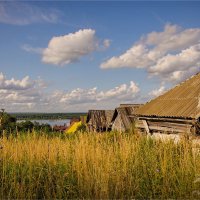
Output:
top-left (10, 113), bottom-right (87, 120)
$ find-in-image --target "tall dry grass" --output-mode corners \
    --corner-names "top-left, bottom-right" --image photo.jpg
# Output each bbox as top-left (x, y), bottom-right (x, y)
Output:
top-left (0, 131), bottom-right (200, 199)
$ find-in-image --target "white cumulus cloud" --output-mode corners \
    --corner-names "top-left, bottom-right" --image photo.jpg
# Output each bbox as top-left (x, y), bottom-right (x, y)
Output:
top-left (59, 81), bottom-right (140, 105)
top-left (149, 44), bottom-right (200, 81)
top-left (101, 24), bottom-right (200, 83)
top-left (0, 72), bottom-right (48, 112)
top-left (148, 86), bottom-right (166, 97)
top-left (42, 29), bottom-right (109, 66)
top-left (101, 44), bottom-right (153, 69)
top-left (143, 24), bottom-right (200, 53)
top-left (0, 72), bottom-right (140, 112)
top-left (0, 73), bottom-right (34, 90)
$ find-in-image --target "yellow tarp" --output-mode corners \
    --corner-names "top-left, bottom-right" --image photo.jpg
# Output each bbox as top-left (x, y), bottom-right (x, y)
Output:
top-left (65, 121), bottom-right (82, 134)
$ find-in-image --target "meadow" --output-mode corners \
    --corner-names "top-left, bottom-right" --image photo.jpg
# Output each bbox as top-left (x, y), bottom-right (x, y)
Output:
top-left (1, 131), bottom-right (200, 199)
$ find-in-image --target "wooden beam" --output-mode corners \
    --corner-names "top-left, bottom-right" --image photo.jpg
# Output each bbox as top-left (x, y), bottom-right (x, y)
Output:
top-left (142, 120), bottom-right (150, 135)
top-left (148, 125), bottom-right (190, 133)
top-left (129, 116), bottom-right (195, 124)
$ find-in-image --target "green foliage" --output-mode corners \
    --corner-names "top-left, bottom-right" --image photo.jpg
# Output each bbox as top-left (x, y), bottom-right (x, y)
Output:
top-left (16, 121), bottom-right (53, 134)
top-left (0, 112), bottom-right (17, 134)
top-left (35, 122), bottom-right (52, 132)
top-left (11, 112), bottom-right (87, 120)
top-left (16, 121), bottom-right (34, 132)
top-left (0, 111), bottom-right (53, 136)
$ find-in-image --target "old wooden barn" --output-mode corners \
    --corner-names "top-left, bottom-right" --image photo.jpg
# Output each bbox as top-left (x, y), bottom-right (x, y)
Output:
top-left (86, 110), bottom-right (114, 132)
top-left (111, 104), bottom-right (142, 132)
top-left (133, 73), bottom-right (200, 135)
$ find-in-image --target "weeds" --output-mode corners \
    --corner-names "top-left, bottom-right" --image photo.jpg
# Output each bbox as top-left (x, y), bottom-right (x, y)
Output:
top-left (0, 131), bottom-right (200, 199)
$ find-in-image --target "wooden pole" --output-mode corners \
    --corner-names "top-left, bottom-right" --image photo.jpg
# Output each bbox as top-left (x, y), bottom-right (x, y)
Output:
top-left (142, 120), bottom-right (151, 135)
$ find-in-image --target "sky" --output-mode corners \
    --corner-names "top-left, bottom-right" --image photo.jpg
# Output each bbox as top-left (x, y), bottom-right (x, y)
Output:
top-left (0, 1), bottom-right (200, 112)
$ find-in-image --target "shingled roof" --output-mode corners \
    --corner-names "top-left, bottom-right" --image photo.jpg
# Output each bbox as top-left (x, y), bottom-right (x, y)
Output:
top-left (135, 73), bottom-right (200, 119)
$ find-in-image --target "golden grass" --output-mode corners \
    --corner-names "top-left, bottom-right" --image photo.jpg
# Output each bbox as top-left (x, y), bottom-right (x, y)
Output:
top-left (1, 131), bottom-right (200, 199)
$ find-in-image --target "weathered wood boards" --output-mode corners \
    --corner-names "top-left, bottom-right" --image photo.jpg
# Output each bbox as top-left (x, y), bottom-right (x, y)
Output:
top-left (134, 73), bottom-right (200, 135)
top-left (111, 104), bottom-right (142, 132)
top-left (134, 117), bottom-right (195, 134)
top-left (86, 110), bottom-right (114, 132)
top-left (86, 73), bottom-right (200, 135)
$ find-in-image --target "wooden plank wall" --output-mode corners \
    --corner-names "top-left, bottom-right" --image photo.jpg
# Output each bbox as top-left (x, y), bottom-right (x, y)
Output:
top-left (135, 117), bottom-right (195, 134)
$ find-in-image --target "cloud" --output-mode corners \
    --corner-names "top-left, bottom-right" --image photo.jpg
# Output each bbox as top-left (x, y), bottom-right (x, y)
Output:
top-left (143, 24), bottom-right (200, 53)
top-left (59, 81), bottom-right (140, 105)
top-left (101, 44), bottom-right (153, 69)
top-left (22, 29), bottom-right (110, 66)
top-left (101, 24), bottom-right (200, 83)
top-left (0, 72), bottom-right (140, 112)
top-left (97, 81), bottom-right (139, 101)
top-left (0, 73), bottom-right (34, 90)
top-left (22, 44), bottom-right (43, 54)
top-left (148, 86), bottom-right (166, 97)
top-left (51, 81), bottom-right (140, 111)
top-left (149, 44), bottom-right (200, 81)
top-left (50, 81), bottom-right (141, 112)
top-left (42, 29), bottom-right (97, 65)
top-left (42, 29), bottom-right (109, 66)
top-left (0, 73), bottom-right (47, 112)
top-left (103, 39), bottom-right (111, 49)
top-left (59, 87), bottom-right (98, 105)
top-left (0, 2), bottom-right (61, 25)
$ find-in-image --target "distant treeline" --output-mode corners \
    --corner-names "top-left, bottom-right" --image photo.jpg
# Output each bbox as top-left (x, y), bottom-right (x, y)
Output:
top-left (9, 113), bottom-right (87, 120)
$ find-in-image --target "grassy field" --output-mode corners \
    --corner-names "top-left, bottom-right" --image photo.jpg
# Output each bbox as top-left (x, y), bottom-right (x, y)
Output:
top-left (1, 131), bottom-right (200, 199)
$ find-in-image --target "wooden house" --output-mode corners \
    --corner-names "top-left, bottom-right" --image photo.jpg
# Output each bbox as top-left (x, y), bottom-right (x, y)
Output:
top-left (133, 73), bottom-right (200, 135)
top-left (111, 104), bottom-right (142, 132)
top-left (86, 110), bottom-right (114, 132)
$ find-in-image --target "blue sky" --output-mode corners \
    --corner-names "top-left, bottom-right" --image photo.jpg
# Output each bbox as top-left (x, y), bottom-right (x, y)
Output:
top-left (0, 1), bottom-right (200, 112)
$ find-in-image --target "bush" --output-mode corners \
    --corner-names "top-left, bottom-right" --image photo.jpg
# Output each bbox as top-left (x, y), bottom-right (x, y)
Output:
top-left (0, 112), bottom-right (17, 135)
top-left (16, 121), bottom-right (34, 132)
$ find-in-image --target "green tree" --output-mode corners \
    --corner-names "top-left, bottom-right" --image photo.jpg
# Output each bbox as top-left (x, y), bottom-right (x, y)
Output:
top-left (0, 110), bottom-right (17, 134)
top-left (17, 121), bottom-right (34, 132)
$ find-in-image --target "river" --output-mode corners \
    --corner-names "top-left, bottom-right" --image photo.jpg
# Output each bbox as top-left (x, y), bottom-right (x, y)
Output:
top-left (17, 119), bottom-right (70, 127)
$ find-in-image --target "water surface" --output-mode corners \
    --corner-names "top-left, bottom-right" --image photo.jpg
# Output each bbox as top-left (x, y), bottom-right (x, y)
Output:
top-left (17, 119), bottom-right (70, 127)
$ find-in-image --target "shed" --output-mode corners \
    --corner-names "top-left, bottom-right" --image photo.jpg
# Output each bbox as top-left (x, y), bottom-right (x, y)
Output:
top-left (134, 73), bottom-right (200, 135)
top-left (111, 104), bottom-right (142, 132)
top-left (86, 110), bottom-right (114, 132)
